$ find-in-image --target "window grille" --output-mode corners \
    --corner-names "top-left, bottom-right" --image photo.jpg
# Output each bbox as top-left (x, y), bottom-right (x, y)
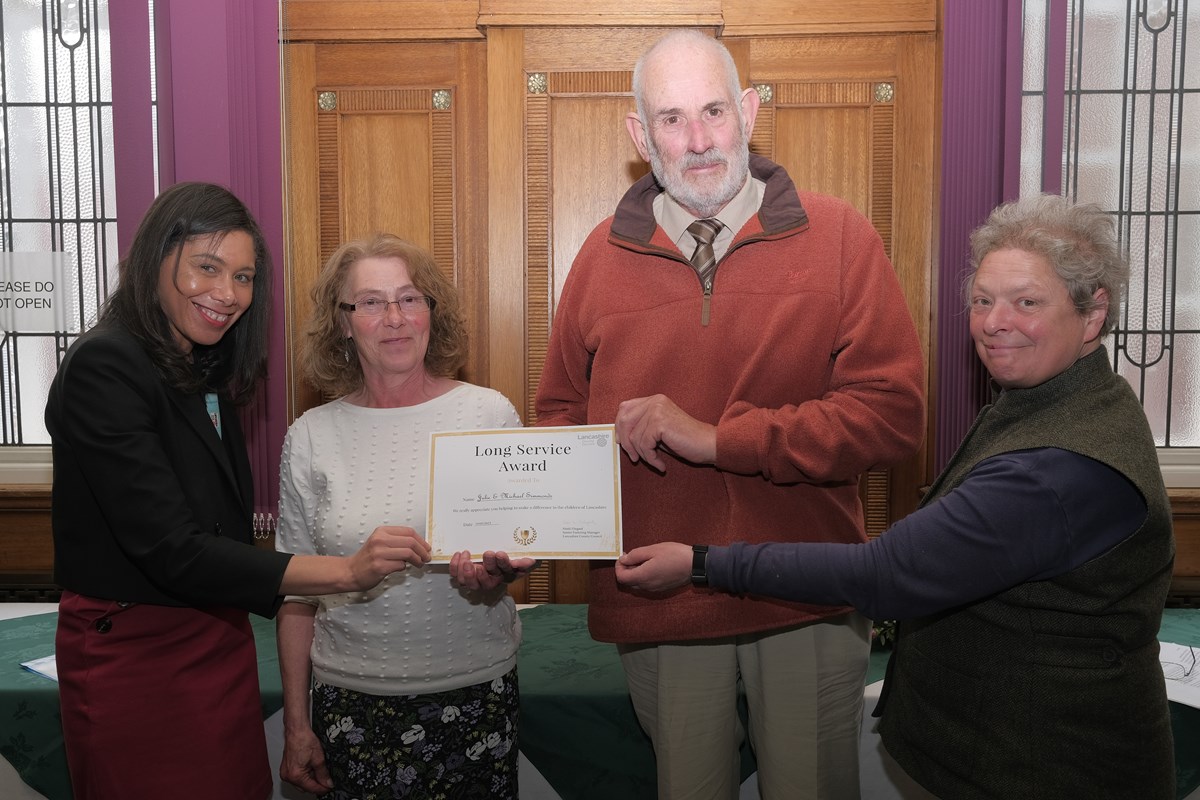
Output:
top-left (1025, 0), bottom-right (1198, 447)
top-left (1, 0), bottom-right (116, 446)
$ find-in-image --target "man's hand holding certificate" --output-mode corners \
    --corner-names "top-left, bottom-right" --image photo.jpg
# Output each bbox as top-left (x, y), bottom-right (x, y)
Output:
top-left (427, 424), bottom-right (622, 562)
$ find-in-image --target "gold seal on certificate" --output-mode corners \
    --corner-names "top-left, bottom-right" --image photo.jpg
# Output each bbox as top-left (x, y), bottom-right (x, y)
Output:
top-left (427, 424), bottom-right (622, 561)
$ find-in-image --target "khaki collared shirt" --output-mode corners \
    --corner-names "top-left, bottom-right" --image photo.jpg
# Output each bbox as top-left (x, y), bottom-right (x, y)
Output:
top-left (654, 173), bottom-right (765, 262)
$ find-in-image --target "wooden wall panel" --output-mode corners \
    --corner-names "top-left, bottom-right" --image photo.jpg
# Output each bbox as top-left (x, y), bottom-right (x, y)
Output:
top-left (285, 41), bottom-right (489, 418)
top-left (722, 0), bottom-right (935, 36)
top-left (523, 27), bottom-right (686, 72)
top-left (314, 43), bottom-right (468, 85)
top-left (763, 78), bottom-right (906, 534)
top-left (519, 75), bottom-right (651, 603)
top-left (0, 486), bottom-right (60, 600)
top-left (524, 90), bottom-right (551, 427)
top-left (317, 91), bottom-right (456, 283)
top-left (338, 114), bottom-right (435, 249)
top-left (548, 96), bottom-right (648, 311)
top-left (774, 106), bottom-right (873, 219)
top-left (0, 487), bottom-right (53, 573)
top-left (486, 28), bottom-right (528, 420)
top-left (478, 0), bottom-right (720, 28)
top-left (1170, 490), bottom-right (1200, 605)
top-left (741, 40), bottom-right (930, 530)
top-left (284, 43), bottom-right (322, 417)
top-left (282, 2), bottom-right (936, 43)
top-left (744, 34), bottom-right (935, 523)
top-left (523, 70), bottom-right (645, 601)
top-left (284, 1), bottom-right (485, 42)
top-left (512, 40), bottom-right (926, 576)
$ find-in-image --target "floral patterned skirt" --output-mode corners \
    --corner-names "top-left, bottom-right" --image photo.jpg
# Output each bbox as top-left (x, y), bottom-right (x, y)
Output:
top-left (312, 668), bottom-right (519, 800)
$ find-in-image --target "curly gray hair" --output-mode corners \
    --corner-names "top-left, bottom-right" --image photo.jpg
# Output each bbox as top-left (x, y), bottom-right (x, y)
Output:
top-left (966, 194), bottom-right (1128, 336)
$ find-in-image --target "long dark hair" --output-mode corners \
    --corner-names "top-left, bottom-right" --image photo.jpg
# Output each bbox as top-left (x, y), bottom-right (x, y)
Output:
top-left (99, 182), bottom-right (272, 404)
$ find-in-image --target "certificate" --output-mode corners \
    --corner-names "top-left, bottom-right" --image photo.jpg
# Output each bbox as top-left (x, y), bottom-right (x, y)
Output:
top-left (427, 425), bottom-right (622, 561)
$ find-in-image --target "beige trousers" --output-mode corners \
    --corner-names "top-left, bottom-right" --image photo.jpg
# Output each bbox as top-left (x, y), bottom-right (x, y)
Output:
top-left (619, 612), bottom-right (872, 800)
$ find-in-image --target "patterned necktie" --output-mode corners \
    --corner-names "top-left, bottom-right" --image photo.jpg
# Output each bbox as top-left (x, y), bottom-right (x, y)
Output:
top-left (686, 218), bottom-right (723, 288)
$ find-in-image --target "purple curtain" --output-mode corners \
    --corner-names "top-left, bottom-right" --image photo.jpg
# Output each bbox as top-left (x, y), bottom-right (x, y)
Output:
top-left (935, 0), bottom-right (1025, 471)
top-left (110, 0), bottom-right (285, 520)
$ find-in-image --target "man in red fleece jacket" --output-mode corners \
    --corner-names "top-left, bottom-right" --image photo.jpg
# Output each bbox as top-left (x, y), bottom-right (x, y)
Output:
top-left (535, 29), bottom-right (926, 800)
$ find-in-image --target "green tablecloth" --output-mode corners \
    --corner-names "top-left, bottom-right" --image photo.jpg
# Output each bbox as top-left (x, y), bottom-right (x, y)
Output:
top-left (0, 609), bottom-right (63, 798)
top-left (2, 604), bottom-right (1198, 800)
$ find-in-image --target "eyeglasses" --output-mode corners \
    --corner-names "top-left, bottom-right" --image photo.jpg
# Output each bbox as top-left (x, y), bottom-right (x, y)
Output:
top-left (1163, 645), bottom-right (1196, 680)
top-left (338, 295), bottom-right (436, 317)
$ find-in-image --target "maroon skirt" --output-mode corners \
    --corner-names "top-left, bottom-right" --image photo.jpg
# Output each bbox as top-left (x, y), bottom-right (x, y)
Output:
top-left (55, 591), bottom-right (272, 800)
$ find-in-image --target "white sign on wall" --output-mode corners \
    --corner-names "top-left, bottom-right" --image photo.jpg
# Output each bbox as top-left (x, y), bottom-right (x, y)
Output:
top-left (0, 252), bottom-right (80, 333)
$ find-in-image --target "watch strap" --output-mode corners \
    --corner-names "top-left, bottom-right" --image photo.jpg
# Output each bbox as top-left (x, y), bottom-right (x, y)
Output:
top-left (690, 545), bottom-right (709, 587)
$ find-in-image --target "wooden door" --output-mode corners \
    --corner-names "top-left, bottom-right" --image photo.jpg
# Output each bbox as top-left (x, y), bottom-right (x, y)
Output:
top-left (745, 34), bottom-right (937, 543)
top-left (282, 40), bottom-right (490, 414)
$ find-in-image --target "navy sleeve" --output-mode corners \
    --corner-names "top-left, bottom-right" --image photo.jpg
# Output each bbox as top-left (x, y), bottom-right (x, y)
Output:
top-left (705, 448), bottom-right (1147, 619)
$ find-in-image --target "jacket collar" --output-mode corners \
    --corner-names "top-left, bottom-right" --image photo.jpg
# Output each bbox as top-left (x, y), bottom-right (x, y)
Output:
top-left (608, 154), bottom-right (810, 252)
top-left (989, 346), bottom-right (1113, 419)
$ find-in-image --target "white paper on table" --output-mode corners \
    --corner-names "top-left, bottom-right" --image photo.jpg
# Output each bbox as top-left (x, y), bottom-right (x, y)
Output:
top-left (19, 654), bottom-right (58, 682)
top-left (1160, 641), bottom-right (1200, 709)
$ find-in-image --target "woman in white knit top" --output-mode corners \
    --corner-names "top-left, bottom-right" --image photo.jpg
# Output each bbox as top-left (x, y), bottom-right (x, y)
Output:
top-left (276, 234), bottom-right (535, 800)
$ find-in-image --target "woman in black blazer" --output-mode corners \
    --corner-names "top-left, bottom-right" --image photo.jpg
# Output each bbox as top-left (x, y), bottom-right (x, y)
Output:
top-left (45, 182), bottom-right (431, 800)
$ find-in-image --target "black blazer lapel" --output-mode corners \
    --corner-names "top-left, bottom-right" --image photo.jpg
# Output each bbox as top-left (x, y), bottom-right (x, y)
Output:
top-left (165, 386), bottom-right (250, 515)
top-left (222, 399), bottom-right (255, 514)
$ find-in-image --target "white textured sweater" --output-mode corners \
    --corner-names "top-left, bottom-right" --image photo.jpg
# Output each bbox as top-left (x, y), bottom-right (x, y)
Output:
top-left (277, 383), bottom-right (523, 694)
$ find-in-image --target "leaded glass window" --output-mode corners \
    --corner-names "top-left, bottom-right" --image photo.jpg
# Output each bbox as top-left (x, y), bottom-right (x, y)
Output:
top-left (1, 0), bottom-right (117, 451)
top-left (1023, 0), bottom-right (1199, 455)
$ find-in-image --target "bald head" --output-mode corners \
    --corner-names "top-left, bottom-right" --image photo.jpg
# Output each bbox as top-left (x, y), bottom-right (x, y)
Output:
top-left (632, 31), bottom-right (743, 125)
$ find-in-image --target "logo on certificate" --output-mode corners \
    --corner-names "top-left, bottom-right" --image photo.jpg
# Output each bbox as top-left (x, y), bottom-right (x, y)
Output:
top-left (513, 526), bottom-right (538, 547)
top-left (577, 432), bottom-right (609, 447)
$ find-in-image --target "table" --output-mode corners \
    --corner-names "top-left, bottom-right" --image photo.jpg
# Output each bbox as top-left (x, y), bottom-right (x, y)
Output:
top-left (3, 603), bottom-right (1199, 799)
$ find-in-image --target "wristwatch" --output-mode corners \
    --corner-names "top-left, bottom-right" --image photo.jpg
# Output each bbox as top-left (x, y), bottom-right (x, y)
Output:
top-left (690, 544), bottom-right (709, 587)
